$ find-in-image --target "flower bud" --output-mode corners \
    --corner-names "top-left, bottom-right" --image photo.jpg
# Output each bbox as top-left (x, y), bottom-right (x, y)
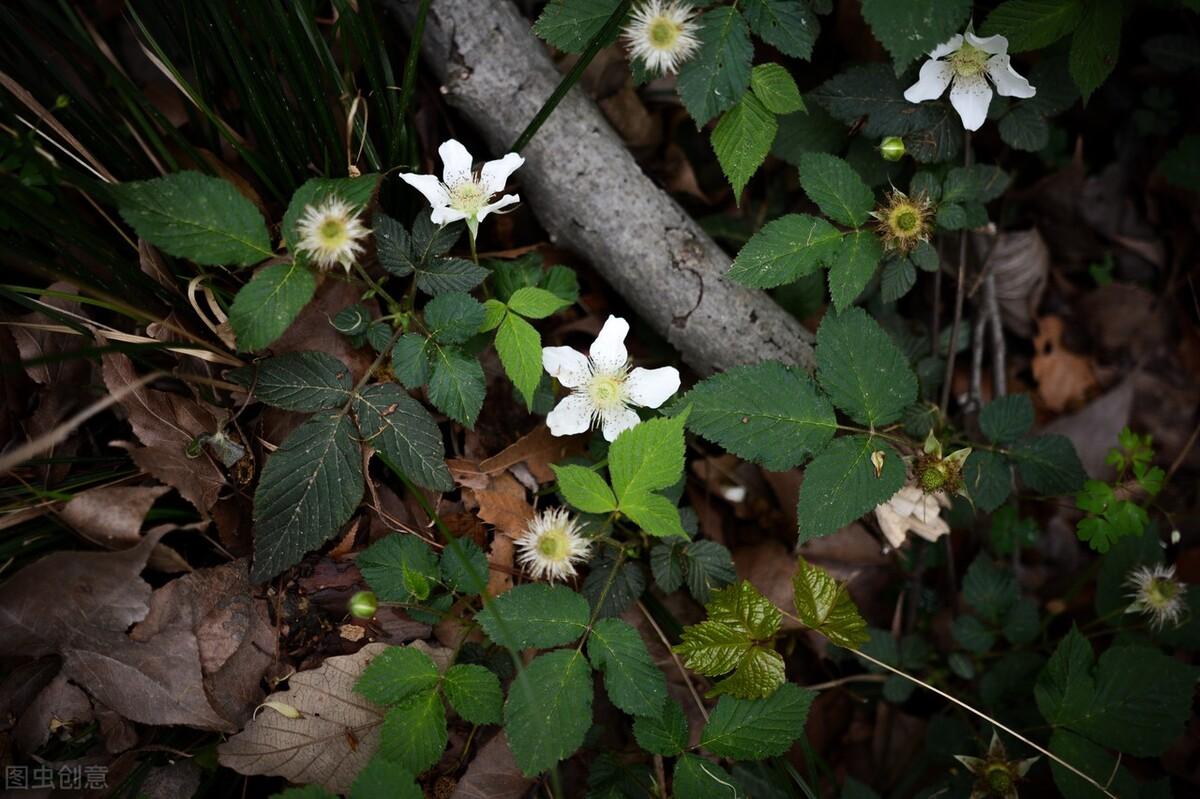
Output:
top-left (348, 590), bottom-right (378, 620)
top-left (880, 136), bottom-right (906, 161)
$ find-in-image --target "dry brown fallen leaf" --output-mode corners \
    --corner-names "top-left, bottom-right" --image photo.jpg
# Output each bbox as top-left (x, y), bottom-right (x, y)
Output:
top-left (1042, 378), bottom-right (1135, 479)
top-left (450, 731), bottom-right (533, 799)
top-left (59, 484), bottom-right (170, 547)
top-left (217, 642), bottom-right (389, 795)
top-left (478, 424), bottom-right (584, 484)
top-left (12, 672), bottom-right (93, 754)
top-left (974, 228), bottom-right (1049, 338)
top-left (1031, 315), bottom-right (1098, 412)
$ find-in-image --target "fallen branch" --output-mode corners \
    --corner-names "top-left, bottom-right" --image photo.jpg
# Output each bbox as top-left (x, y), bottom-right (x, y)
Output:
top-left (388, 0), bottom-right (815, 375)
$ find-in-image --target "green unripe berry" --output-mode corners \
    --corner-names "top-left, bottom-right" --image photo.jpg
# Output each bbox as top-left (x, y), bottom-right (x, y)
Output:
top-left (880, 136), bottom-right (906, 161)
top-left (920, 464), bottom-right (948, 492)
top-left (349, 590), bottom-right (378, 619)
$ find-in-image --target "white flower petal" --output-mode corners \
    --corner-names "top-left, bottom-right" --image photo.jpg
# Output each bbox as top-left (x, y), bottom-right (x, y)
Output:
top-left (625, 366), bottom-right (680, 409)
top-left (590, 316), bottom-right (630, 372)
top-left (480, 153), bottom-right (525, 194)
top-left (949, 74), bottom-right (993, 131)
top-left (399, 173), bottom-right (450, 208)
top-left (546, 394), bottom-right (594, 437)
top-left (928, 34), bottom-right (964, 60)
top-left (476, 193), bottom-right (520, 223)
top-left (986, 54), bottom-right (1036, 99)
top-left (439, 139), bottom-right (474, 187)
top-left (904, 59), bottom-right (954, 103)
top-left (542, 346), bottom-right (590, 388)
top-left (965, 31), bottom-right (1008, 55)
top-left (431, 206), bottom-right (468, 225)
top-left (601, 406), bottom-right (641, 442)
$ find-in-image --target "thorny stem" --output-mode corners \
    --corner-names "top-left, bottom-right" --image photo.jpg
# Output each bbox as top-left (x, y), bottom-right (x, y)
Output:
top-left (939, 132), bottom-right (973, 414)
top-left (509, 0), bottom-right (634, 152)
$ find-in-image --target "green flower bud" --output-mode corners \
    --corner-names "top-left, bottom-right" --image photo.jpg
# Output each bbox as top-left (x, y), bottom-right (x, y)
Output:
top-left (348, 590), bottom-right (378, 619)
top-left (880, 136), bottom-right (906, 161)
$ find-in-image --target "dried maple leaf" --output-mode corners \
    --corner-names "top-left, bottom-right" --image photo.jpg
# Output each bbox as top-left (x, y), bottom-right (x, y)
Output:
top-left (1032, 315), bottom-right (1098, 413)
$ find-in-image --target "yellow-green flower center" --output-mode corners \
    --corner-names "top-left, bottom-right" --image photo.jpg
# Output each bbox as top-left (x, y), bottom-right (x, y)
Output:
top-left (951, 42), bottom-right (988, 78)
top-left (648, 16), bottom-right (681, 49)
top-left (588, 373), bottom-right (626, 411)
top-left (985, 764), bottom-right (1013, 794)
top-left (319, 218), bottom-right (347, 243)
top-left (450, 181), bottom-right (487, 217)
top-left (536, 528), bottom-right (569, 561)
top-left (894, 209), bottom-right (919, 232)
top-left (1148, 577), bottom-right (1181, 606)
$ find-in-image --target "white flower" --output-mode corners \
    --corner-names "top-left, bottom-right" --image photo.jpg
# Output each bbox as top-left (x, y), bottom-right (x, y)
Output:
top-left (621, 0), bottom-right (701, 76)
top-left (398, 139), bottom-right (523, 239)
top-left (903, 31), bottom-right (1035, 132)
top-left (542, 315), bottom-right (680, 442)
top-left (1125, 563), bottom-right (1188, 631)
top-left (874, 486), bottom-right (951, 549)
top-left (295, 197), bottom-right (370, 272)
top-left (515, 507), bottom-right (591, 583)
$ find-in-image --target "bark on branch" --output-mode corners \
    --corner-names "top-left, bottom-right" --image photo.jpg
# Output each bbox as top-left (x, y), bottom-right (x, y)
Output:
top-left (390, 0), bottom-right (815, 375)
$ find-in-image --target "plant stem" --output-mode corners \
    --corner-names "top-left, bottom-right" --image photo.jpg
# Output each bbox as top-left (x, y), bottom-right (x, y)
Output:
top-left (939, 132), bottom-right (973, 414)
top-left (509, 0), bottom-right (633, 152)
top-left (351, 261), bottom-right (402, 313)
top-left (468, 230), bottom-right (479, 265)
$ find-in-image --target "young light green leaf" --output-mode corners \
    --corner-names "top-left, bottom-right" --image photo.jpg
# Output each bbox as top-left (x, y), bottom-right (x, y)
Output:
top-left (495, 313), bottom-right (543, 409)
top-left (443, 663), bottom-right (502, 725)
top-left (726, 213), bottom-right (842, 289)
top-left (480, 299), bottom-right (507, 333)
top-left (113, 171), bottom-right (272, 266)
top-left (229, 262), bottom-right (317, 352)
top-left (228, 351), bottom-right (352, 411)
top-left (827, 229), bottom-right (883, 312)
top-left (379, 689), bottom-right (446, 774)
top-left (553, 464), bottom-right (618, 514)
top-left (743, 0), bottom-right (819, 59)
top-left (504, 649), bottom-right (593, 776)
top-left (750, 63), bottom-right (805, 114)
top-left (797, 152), bottom-right (874, 227)
top-left (252, 412), bottom-right (363, 581)
top-left (476, 584), bottom-right (589, 650)
top-left (354, 383), bottom-right (452, 491)
top-left (711, 92), bottom-right (777, 198)
top-left (796, 437), bottom-right (906, 543)
top-left (676, 7), bottom-right (753, 126)
top-left (632, 698), bottom-right (689, 756)
top-left (791, 557), bottom-right (869, 649)
top-left (609, 411), bottom-right (688, 501)
top-left (507, 286), bottom-right (571, 319)
top-left (621, 490), bottom-right (687, 538)
top-left (354, 646), bottom-right (440, 706)
top-left (586, 618), bottom-right (668, 717)
top-left (815, 307), bottom-right (917, 426)
top-left (981, 0), bottom-right (1084, 52)
top-left (678, 362), bottom-right (836, 471)
top-left (980, 394), bottom-right (1035, 443)
top-left (674, 581), bottom-right (786, 699)
top-left (860, 0), bottom-right (973, 73)
top-left (425, 292), bottom-right (486, 344)
top-left (700, 684), bottom-right (816, 759)
top-left (428, 346), bottom-right (485, 427)
top-left (358, 534), bottom-right (441, 603)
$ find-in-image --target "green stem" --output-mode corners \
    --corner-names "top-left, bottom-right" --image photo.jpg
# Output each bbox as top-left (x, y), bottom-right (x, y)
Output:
top-left (508, 0), bottom-right (633, 152)
top-left (351, 261), bottom-right (403, 313)
top-left (468, 229), bottom-right (479, 265)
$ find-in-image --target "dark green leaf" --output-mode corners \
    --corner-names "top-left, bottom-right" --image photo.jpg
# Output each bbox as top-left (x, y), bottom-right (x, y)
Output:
top-left (581, 552), bottom-right (646, 619)
top-left (587, 618), bottom-right (667, 716)
top-left (860, 0), bottom-right (973, 73)
top-left (827, 230), bottom-right (883, 312)
top-left (443, 663), bottom-right (502, 725)
top-left (677, 7), bottom-right (753, 126)
top-left (1012, 435), bottom-right (1087, 494)
top-left (355, 383), bottom-right (452, 491)
top-left (815, 307), bottom-right (918, 426)
top-left (632, 698), bottom-right (689, 756)
top-left (355, 645), bottom-right (439, 706)
top-left (533, 0), bottom-right (623, 53)
top-left (425, 292), bottom-right (485, 344)
top-left (229, 262), bottom-right (317, 351)
top-left (700, 684), bottom-right (816, 759)
top-left (743, 0), bottom-right (818, 59)
top-left (712, 92), bottom-right (777, 197)
top-left (229, 351), bottom-right (352, 411)
top-left (428, 346), bottom-right (485, 427)
top-left (673, 754), bottom-right (739, 798)
top-left (951, 615), bottom-right (996, 654)
top-left (796, 437), bottom-right (906, 543)
top-left (684, 540), bottom-right (737, 604)
top-left (726, 214), bottom-right (841, 289)
top-left (349, 756), bottom-right (421, 799)
top-left (391, 334), bottom-right (432, 388)
top-left (416, 258), bottom-right (489, 296)
top-left (379, 689), bottom-right (446, 774)
top-left (981, 0), bottom-right (1084, 52)
top-left (980, 394), bottom-right (1035, 443)
top-left (964, 450), bottom-right (1013, 513)
top-left (797, 153), bottom-right (874, 227)
top-left (1068, 0), bottom-right (1122, 102)
top-left (476, 584), bottom-right (589, 650)
top-left (504, 649), bottom-right (593, 776)
top-left (358, 534), bottom-right (441, 603)
top-left (962, 555), bottom-right (1018, 624)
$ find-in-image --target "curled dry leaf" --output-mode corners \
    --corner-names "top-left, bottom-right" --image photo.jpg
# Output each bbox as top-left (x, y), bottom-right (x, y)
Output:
top-left (59, 485), bottom-right (171, 547)
top-left (12, 672), bottom-right (93, 754)
top-left (218, 642), bottom-right (389, 795)
top-left (478, 424), bottom-right (584, 484)
top-left (1031, 316), bottom-right (1098, 413)
top-left (973, 228), bottom-right (1048, 339)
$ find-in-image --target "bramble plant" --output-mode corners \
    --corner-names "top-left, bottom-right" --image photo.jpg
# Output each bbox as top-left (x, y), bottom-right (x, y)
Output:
top-left (2, 1), bottom-right (1198, 799)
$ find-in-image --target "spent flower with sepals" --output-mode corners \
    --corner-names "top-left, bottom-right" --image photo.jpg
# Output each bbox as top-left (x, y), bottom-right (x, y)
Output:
top-left (955, 731), bottom-right (1038, 799)
top-left (874, 485), bottom-right (951, 550)
top-left (915, 431), bottom-right (971, 496)
top-left (515, 507), bottom-right (591, 583)
top-left (871, 188), bottom-right (934, 254)
top-left (1125, 563), bottom-right (1188, 631)
top-left (542, 315), bottom-right (680, 442)
top-left (621, 0), bottom-right (701, 76)
top-left (296, 196), bottom-right (370, 272)
top-left (399, 139), bottom-right (523, 241)
top-left (903, 30), bottom-right (1035, 132)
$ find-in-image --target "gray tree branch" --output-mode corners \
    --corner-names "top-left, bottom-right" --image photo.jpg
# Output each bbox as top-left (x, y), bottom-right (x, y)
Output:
top-left (389, 0), bottom-right (815, 375)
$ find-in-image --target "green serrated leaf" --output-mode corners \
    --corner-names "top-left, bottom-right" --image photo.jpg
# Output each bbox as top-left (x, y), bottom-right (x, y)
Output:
top-left (815, 308), bottom-right (917, 426)
top-left (677, 7), bottom-right (753, 126)
top-left (553, 464), bottom-right (618, 513)
top-left (476, 584), bottom-right (589, 650)
top-left (533, 0), bottom-right (623, 53)
top-left (751, 63), bottom-right (805, 114)
top-left (621, 489), bottom-right (687, 538)
top-left (860, 0), bottom-right (973, 73)
top-left (677, 361), bottom-right (836, 471)
top-left (610, 412), bottom-right (688, 500)
top-left (349, 755), bottom-right (421, 799)
top-left (675, 581), bottom-right (786, 699)
top-left (428, 345), bottom-right (485, 427)
top-left (1011, 435), bottom-right (1086, 495)
top-left (1068, 0), bottom-right (1122, 102)
top-left (416, 258), bottom-right (489, 296)
top-left (651, 542), bottom-right (686, 594)
top-left (700, 684), bottom-right (815, 759)
top-left (684, 540), bottom-right (737, 604)
top-left (355, 383), bottom-right (452, 491)
top-left (827, 230), bottom-right (883, 312)
top-left (880, 256), bottom-right (917, 303)
top-left (726, 214), bottom-right (841, 289)
top-left (942, 165), bottom-right (1011, 204)
top-left (229, 262), bottom-right (317, 352)
top-left (743, 0), bottom-right (818, 60)
top-left (229, 351), bottom-right (352, 411)
top-left (113, 171), bottom-right (272, 266)
top-left (425, 292), bottom-right (486, 344)
top-left (796, 436), bottom-right (906, 543)
top-left (952, 615), bottom-right (996, 654)
top-left (798, 153), bottom-right (874, 227)
top-left (587, 618), bottom-right (667, 717)
top-left (791, 557), bottom-right (869, 648)
top-left (391, 334), bottom-right (433, 389)
top-left (507, 286), bottom-right (571, 319)
top-left (963, 554), bottom-right (1018, 624)
top-left (999, 104), bottom-right (1051, 152)
top-left (504, 649), bottom-right (593, 776)
top-left (443, 663), bottom-right (502, 725)
top-left (981, 0), bottom-right (1084, 52)
top-left (673, 754), bottom-right (740, 799)
top-left (355, 645), bottom-right (440, 706)
top-left (712, 92), bottom-right (777, 198)
top-left (964, 450), bottom-right (1013, 513)
top-left (812, 64), bottom-right (943, 139)
top-left (358, 534), bottom-right (441, 603)
top-left (633, 698), bottom-right (689, 756)
top-left (495, 313), bottom-right (543, 409)
top-left (252, 412), bottom-right (363, 581)
top-left (581, 553), bottom-right (646, 619)
top-left (375, 212), bottom-right (416, 277)
top-left (980, 394), bottom-right (1035, 443)
top-left (439, 537), bottom-right (489, 596)
top-left (379, 689), bottom-right (446, 774)
top-left (332, 304), bottom-right (371, 336)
